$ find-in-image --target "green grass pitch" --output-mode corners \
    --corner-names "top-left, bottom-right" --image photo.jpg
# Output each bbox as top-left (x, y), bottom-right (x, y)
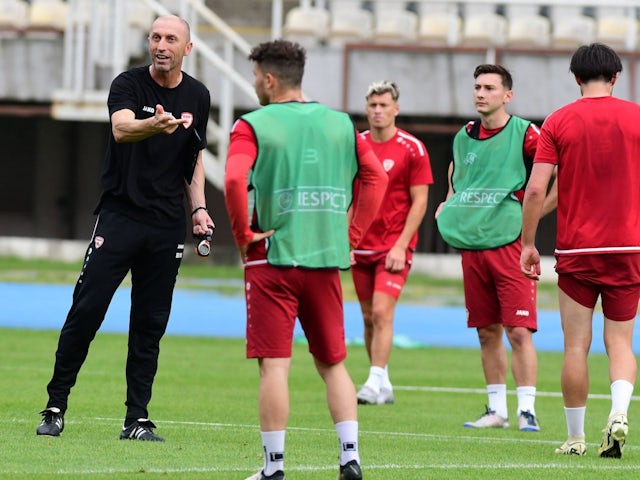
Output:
top-left (2, 327), bottom-right (639, 479)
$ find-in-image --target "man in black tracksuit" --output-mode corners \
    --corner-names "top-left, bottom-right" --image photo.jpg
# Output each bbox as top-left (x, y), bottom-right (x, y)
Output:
top-left (36, 15), bottom-right (213, 441)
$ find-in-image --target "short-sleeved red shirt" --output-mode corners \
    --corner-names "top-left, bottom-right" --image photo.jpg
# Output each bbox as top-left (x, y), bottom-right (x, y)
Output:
top-left (355, 128), bottom-right (433, 251)
top-left (534, 96), bottom-right (640, 255)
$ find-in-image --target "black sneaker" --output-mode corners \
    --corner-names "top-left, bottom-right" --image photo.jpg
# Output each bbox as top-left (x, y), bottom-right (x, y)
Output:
top-left (119, 418), bottom-right (165, 441)
top-left (36, 407), bottom-right (64, 436)
top-left (338, 460), bottom-right (362, 480)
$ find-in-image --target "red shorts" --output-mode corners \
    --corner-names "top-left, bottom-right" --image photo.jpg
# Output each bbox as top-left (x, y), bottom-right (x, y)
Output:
top-left (351, 249), bottom-right (413, 301)
top-left (556, 254), bottom-right (640, 321)
top-left (461, 240), bottom-right (537, 331)
top-left (244, 264), bottom-right (346, 364)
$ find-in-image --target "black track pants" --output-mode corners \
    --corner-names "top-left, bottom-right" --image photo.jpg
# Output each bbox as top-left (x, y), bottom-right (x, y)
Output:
top-left (45, 209), bottom-right (185, 422)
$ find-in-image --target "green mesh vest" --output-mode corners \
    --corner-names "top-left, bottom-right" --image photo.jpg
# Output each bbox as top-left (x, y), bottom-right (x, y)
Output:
top-left (242, 102), bottom-right (358, 268)
top-left (436, 116), bottom-right (530, 250)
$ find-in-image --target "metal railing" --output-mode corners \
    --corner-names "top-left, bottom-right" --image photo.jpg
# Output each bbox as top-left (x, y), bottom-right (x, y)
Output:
top-left (52, 0), bottom-right (263, 191)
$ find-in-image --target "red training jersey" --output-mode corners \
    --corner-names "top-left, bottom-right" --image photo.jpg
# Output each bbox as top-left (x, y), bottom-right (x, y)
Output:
top-left (534, 96), bottom-right (640, 255)
top-left (356, 128), bottom-right (433, 251)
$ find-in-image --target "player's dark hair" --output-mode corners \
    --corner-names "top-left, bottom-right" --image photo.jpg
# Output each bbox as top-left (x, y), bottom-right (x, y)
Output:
top-left (473, 64), bottom-right (513, 90)
top-left (248, 39), bottom-right (306, 88)
top-left (570, 43), bottom-right (622, 83)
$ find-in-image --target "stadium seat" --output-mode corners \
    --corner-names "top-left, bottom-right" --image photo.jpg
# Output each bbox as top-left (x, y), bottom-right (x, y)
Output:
top-left (28, 0), bottom-right (68, 31)
top-left (373, 5), bottom-right (419, 43)
top-left (505, 5), bottom-right (550, 47)
top-left (283, 6), bottom-right (330, 47)
top-left (594, 7), bottom-right (638, 50)
top-left (417, 1), bottom-right (461, 45)
top-left (416, 0), bottom-right (449, 15)
top-left (550, 6), bottom-right (596, 48)
top-left (462, 2), bottom-right (497, 18)
top-left (507, 16), bottom-right (550, 47)
top-left (328, 1), bottom-right (374, 47)
top-left (372, 0), bottom-right (408, 14)
top-left (329, 0), bottom-right (364, 15)
top-left (0, 0), bottom-right (29, 30)
top-left (418, 12), bottom-right (461, 45)
top-left (461, 3), bottom-right (507, 46)
top-left (596, 15), bottom-right (638, 50)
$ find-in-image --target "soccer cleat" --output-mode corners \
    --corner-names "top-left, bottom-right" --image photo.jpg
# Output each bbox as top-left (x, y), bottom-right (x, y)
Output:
top-left (378, 387), bottom-right (395, 405)
top-left (463, 405), bottom-right (509, 428)
top-left (244, 470), bottom-right (285, 480)
top-left (555, 435), bottom-right (586, 456)
top-left (338, 460), bottom-right (362, 480)
top-left (356, 385), bottom-right (379, 405)
top-left (518, 410), bottom-right (540, 432)
top-left (36, 407), bottom-right (64, 437)
top-left (357, 385), bottom-right (394, 405)
top-left (598, 412), bottom-right (628, 458)
top-left (119, 418), bottom-right (165, 441)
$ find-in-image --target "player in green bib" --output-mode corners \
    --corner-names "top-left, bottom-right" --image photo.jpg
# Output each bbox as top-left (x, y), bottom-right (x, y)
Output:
top-left (241, 103), bottom-right (357, 268)
top-left (436, 64), bottom-right (556, 433)
top-left (225, 40), bottom-right (388, 480)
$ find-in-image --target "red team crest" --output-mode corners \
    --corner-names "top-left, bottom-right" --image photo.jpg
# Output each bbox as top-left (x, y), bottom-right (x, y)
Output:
top-left (181, 112), bottom-right (193, 129)
top-left (94, 236), bottom-right (104, 248)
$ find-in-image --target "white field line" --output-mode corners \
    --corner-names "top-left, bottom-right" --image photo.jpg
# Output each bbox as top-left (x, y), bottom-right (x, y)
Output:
top-left (7, 415), bottom-right (638, 452)
top-left (6, 403), bottom-right (640, 476)
top-left (6, 385), bottom-right (639, 476)
top-left (5, 463), bottom-right (640, 476)
top-left (394, 385), bottom-right (640, 401)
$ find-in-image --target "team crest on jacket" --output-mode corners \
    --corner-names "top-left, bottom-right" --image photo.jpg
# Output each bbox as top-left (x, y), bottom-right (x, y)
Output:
top-left (382, 159), bottom-right (395, 172)
top-left (94, 236), bottom-right (104, 248)
top-left (181, 112), bottom-right (193, 129)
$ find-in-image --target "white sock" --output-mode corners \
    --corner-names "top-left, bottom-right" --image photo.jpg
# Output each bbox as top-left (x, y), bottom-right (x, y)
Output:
top-left (381, 365), bottom-right (392, 390)
top-left (261, 430), bottom-right (285, 475)
top-left (364, 366), bottom-right (385, 393)
top-left (564, 406), bottom-right (586, 438)
top-left (610, 379), bottom-right (634, 417)
top-left (335, 420), bottom-right (360, 466)
top-left (487, 384), bottom-right (508, 419)
top-left (516, 386), bottom-right (537, 415)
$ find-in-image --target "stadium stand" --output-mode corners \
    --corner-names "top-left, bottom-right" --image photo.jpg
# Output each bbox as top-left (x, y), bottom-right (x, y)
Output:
top-left (505, 4), bottom-right (551, 47)
top-left (327, 0), bottom-right (374, 46)
top-left (461, 2), bottom-right (507, 46)
top-left (283, 5), bottom-right (330, 47)
top-left (279, 1), bottom-right (640, 51)
top-left (417, 1), bottom-right (461, 46)
top-left (550, 5), bottom-right (596, 48)
top-left (0, 0), bottom-right (28, 29)
top-left (595, 7), bottom-right (638, 50)
top-left (372, 0), bottom-right (419, 43)
top-left (28, 0), bottom-right (68, 31)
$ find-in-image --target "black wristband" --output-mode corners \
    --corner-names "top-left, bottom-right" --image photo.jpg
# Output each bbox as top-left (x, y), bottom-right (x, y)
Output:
top-left (191, 206), bottom-right (208, 216)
